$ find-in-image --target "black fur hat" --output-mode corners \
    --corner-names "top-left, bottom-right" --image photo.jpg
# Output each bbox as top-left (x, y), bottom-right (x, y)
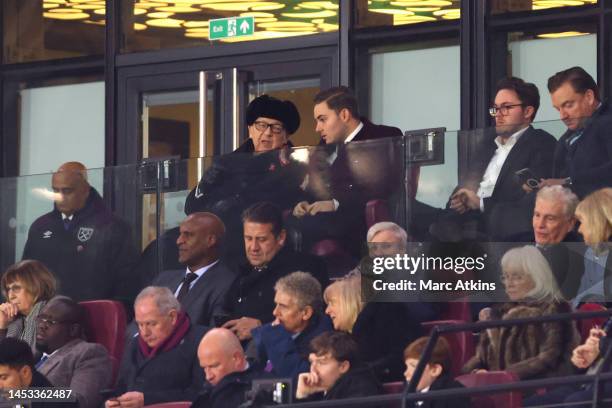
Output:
top-left (246, 95), bottom-right (301, 135)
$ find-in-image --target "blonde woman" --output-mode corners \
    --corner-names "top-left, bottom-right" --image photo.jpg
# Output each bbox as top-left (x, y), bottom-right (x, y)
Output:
top-left (573, 188), bottom-right (612, 305)
top-left (463, 245), bottom-right (580, 380)
top-left (324, 273), bottom-right (421, 381)
top-left (0, 260), bottom-right (57, 350)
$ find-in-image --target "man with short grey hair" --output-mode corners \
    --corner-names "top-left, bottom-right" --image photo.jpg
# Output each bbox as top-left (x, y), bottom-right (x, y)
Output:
top-left (248, 271), bottom-right (332, 381)
top-left (367, 222), bottom-right (408, 257)
top-left (529, 186), bottom-right (583, 299)
top-left (107, 286), bottom-right (207, 408)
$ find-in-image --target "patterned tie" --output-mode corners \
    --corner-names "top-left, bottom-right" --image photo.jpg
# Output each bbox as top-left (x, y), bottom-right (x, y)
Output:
top-left (176, 273), bottom-right (198, 302)
top-left (35, 354), bottom-right (49, 369)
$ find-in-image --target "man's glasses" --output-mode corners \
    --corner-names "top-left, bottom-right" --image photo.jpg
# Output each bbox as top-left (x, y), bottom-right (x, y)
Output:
top-left (488, 103), bottom-right (524, 117)
top-left (253, 121), bottom-right (284, 135)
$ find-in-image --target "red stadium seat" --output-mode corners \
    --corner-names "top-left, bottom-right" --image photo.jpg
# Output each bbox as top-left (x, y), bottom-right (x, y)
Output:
top-left (456, 371), bottom-right (521, 408)
top-left (310, 239), bottom-right (357, 278)
top-left (79, 300), bottom-right (127, 383)
top-left (576, 303), bottom-right (608, 342)
top-left (421, 320), bottom-right (475, 377)
top-left (365, 199), bottom-right (392, 229)
top-left (144, 402), bottom-right (191, 408)
top-left (439, 297), bottom-right (472, 322)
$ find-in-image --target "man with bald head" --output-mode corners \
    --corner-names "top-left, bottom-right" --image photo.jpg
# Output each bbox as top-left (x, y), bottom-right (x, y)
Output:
top-left (192, 328), bottom-right (255, 408)
top-left (152, 212), bottom-right (237, 326)
top-left (23, 161), bottom-right (137, 303)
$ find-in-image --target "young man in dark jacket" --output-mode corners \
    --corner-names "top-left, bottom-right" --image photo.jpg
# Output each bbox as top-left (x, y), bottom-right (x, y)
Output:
top-left (296, 331), bottom-right (381, 401)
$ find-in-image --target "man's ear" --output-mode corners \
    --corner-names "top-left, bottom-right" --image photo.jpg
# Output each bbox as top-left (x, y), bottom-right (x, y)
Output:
top-left (568, 216), bottom-right (577, 232)
top-left (19, 365), bottom-right (33, 386)
top-left (429, 363), bottom-right (443, 378)
top-left (584, 88), bottom-right (596, 105)
top-left (277, 229), bottom-right (287, 246)
top-left (302, 305), bottom-right (314, 321)
top-left (339, 108), bottom-right (351, 123)
top-left (523, 106), bottom-right (535, 122)
top-left (339, 360), bottom-right (350, 374)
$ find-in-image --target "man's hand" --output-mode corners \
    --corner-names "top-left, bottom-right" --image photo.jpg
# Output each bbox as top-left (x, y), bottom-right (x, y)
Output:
top-left (538, 178), bottom-right (566, 188)
top-left (292, 201), bottom-right (310, 218)
top-left (450, 188), bottom-right (479, 214)
top-left (307, 200), bottom-right (336, 215)
top-left (222, 317), bottom-right (262, 340)
top-left (105, 392), bottom-right (144, 408)
top-left (0, 303), bottom-right (19, 329)
top-left (296, 372), bottom-right (325, 399)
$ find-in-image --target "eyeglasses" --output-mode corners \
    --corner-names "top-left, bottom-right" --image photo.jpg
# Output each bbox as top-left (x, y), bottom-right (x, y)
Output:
top-left (488, 103), bottom-right (524, 117)
top-left (36, 316), bottom-right (72, 327)
top-left (501, 273), bottom-right (526, 283)
top-left (253, 121), bottom-right (285, 134)
top-left (5, 284), bottom-right (23, 293)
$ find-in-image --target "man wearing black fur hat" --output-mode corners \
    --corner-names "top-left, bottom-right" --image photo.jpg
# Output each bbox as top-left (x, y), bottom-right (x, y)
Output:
top-left (184, 95), bottom-right (307, 259)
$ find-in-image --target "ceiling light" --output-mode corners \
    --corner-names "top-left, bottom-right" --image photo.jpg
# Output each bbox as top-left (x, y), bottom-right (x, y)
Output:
top-left (394, 15), bottom-right (437, 24)
top-left (404, 7), bottom-right (442, 12)
top-left (251, 3), bottom-right (286, 10)
top-left (183, 20), bottom-right (210, 27)
top-left (537, 31), bottom-right (589, 38)
top-left (146, 17), bottom-right (184, 27)
top-left (298, 1), bottom-right (339, 10)
top-left (93, 8), bottom-right (106, 15)
top-left (48, 8), bottom-right (83, 13)
top-left (281, 10), bottom-right (336, 18)
top-left (391, 0), bottom-right (451, 5)
top-left (156, 5), bottom-right (201, 12)
top-left (369, 8), bottom-right (415, 15)
top-left (148, 11), bottom-right (174, 17)
top-left (134, 23), bottom-right (148, 30)
top-left (201, 2), bottom-right (282, 11)
top-left (73, 4), bottom-right (105, 9)
top-left (44, 11), bottom-right (90, 19)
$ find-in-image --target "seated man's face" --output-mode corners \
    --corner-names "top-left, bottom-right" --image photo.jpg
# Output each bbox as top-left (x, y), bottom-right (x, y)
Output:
top-left (404, 359), bottom-right (441, 392)
top-left (551, 82), bottom-right (596, 131)
top-left (35, 301), bottom-right (75, 354)
top-left (198, 349), bottom-right (238, 387)
top-left (243, 222), bottom-right (286, 268)
top-left (248, 117), bottom-right (288, 152)
top-left (368, 230), bottom-right (406, 258)
top-left (272, 290), bottom-right (310, 334)
top-left (308, 353), bottom-right (349, 392)
top-left (0, 365), bottom-right (30, 389)
top-left (532, 198), bottom-right (575, 245)
top-left (134, 297), bottom-right (178, 348)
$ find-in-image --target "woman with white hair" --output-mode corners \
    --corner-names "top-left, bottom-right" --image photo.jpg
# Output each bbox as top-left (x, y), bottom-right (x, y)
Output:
top-left (463, 245), bottom-right (580, 380)
top-left (324, 273), bottom-right (422, 382)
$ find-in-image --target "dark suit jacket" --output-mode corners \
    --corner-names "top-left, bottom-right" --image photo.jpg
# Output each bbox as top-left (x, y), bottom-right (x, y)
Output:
top-left (116, 324), bottom-right (208, 405)
top-left (190, 366), bottom-right (259, 408)
top-left (38, 338), bottom-right (112, 408)
top-left (420, 374), bottom-right (469, 408)
top-left (153, 260), bottom-right (238, 327)
top-left (464, 126), bottom-right (557, 239)
top-left (552, 101), bottom-right (612, 198)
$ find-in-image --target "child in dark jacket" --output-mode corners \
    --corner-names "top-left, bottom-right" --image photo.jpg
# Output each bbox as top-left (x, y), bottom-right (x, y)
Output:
top-left (404, 336), bottom-right (469, 408)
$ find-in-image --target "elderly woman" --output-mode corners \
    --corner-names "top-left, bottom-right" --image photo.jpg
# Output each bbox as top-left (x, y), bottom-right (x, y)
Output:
top-left (0, 260), bottom-right (57, 350)
top-left (324, 273), bottom-right (421, 381)
top-left (573, 188), bottom-right (612, 305)
top-left (463, 245), bottom-right (580, 380)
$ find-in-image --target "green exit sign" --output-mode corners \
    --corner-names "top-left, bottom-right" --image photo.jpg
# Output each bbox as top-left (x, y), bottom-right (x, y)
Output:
top-left (209, 16), bottom-right (255, 40)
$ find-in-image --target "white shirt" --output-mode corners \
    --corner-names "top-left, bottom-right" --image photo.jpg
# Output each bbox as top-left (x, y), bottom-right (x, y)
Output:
top-left (416, 386), bottom-right (431, 406)
top-left (61, 213), bottom-right (74, 221)
top-left (476, 126), bottom-right (529, 211)
top-left (174, 260), bottom-right (219, 297)
top-left (327, 121), bottom-right (364, 165)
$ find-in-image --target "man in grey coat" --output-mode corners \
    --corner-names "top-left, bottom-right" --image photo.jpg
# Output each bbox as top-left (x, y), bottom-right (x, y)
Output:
top-left (153, 212), bottom-right (237, 326)
top-left (35, 296), bottom-right (112, 408)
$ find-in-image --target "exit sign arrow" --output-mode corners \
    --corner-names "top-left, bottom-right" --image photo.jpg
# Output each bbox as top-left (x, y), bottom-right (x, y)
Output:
top-left (209, 16), bottom-right (255, 40)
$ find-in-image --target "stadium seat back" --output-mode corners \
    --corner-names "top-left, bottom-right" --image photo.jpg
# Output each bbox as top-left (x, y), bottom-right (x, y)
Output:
top-left (421, 319), bottom-right (475, 377)
top-left (456, 371), bottom-right (521, 408)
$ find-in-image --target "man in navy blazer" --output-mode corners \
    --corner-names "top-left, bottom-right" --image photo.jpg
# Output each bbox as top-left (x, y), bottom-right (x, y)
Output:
top-left (412, 77), bottom-right (557, 241)
top-left (541, 66), bottom-right (612, 198)
top-left (153, 212), bottom-right (237, 327)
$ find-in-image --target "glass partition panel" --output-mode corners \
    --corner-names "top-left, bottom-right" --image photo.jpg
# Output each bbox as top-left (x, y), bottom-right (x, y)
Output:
top-left (3, 0), bottom-right (105, 63)
top-left (370, 39), bottom-right (460, 208)
top-left (121, 0), bottom-right (339, 53)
